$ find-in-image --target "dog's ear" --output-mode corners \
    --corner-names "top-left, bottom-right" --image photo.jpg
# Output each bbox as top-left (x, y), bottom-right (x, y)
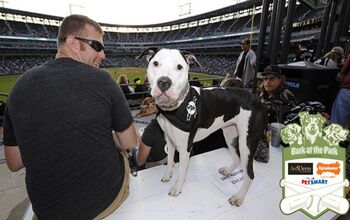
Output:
top-left (181, 51), bottom-right (201, 68)
top-left (136, 47), bottom-right (159, 62)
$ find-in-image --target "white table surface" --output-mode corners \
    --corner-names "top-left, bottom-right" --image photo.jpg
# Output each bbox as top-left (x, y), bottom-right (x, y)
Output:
top-left (23, 145), bottom-right (339, 220)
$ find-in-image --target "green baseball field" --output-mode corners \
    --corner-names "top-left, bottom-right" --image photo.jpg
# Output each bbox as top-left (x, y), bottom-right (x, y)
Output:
top-left (0, 67), bottom-right (220, 103)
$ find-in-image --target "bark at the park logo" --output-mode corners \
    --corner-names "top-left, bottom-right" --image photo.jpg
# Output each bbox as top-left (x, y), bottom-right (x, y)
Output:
top-left (280, 112), bottom-right (349, 218)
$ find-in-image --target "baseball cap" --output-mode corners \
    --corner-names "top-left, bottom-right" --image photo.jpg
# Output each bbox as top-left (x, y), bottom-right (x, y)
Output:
top-left (330, 46), bottom-right (344, 57)
top-left (261, 65), bottom-right (281, 76)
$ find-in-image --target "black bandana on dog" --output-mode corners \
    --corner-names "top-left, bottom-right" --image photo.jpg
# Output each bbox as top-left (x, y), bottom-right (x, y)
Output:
top-left (157, 87), bottom-right (202, 152)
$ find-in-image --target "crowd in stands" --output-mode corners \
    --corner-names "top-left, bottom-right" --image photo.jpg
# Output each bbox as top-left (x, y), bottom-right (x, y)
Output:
top-left (0, 2), bottom-right (322, 45)
top-left (0, 6), bottom-right (347, 135)
top-left (0, 56), bottom-right (53, 75)
top-left (192, 55), bottom-right (235, 75)
top-left (0, 2), bottom-right (325, 78)
top-left (0, 54), bottom-right (236, 76)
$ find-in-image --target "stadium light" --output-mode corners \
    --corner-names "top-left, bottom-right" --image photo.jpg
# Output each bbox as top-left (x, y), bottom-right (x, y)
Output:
top-left (0, 0), bottom-right (8, 8)
top-left (69, 3), bottom-right (86, 15)
top-left (178, 2), bottom-right (191, 19)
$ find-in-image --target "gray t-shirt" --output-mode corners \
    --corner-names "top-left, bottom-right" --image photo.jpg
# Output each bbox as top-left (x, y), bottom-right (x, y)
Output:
top-left (3, 57), bottom-right (133, 219)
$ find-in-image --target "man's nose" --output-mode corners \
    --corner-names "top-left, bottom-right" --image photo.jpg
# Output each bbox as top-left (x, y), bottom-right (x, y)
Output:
top-left (99, 50), bottom-right (106, 60)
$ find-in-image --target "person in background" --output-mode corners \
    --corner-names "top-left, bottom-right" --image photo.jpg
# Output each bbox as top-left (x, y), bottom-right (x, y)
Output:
top-left (133, 77), bottom-right (149, 93)
top-left (133, 119), bottom-right (168, 169)
top-left (3, 14), bottom-right (137, 219)
top-left (258, 65), bottom-right (297, 123)
top-left (220, 77), bottom-right (244, 88)
top-left (331, 52), bottom-right (350, 129)
top-left (255, 65), bottom-right (297, 163)
top-left (118, 74), bottom-right (134, 94)
top-left (314, 46), bottom-right (344, 68)
top-left (189, 77), bottom-right (203, 87)
top-left (293, 41), bottom-right (314, 62)
top-left (231, 38), bottom-right (256, 87)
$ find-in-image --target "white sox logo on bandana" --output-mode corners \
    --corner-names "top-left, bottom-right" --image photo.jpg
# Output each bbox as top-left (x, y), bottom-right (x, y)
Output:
top-left (186, 96), bottom-right (197, 122)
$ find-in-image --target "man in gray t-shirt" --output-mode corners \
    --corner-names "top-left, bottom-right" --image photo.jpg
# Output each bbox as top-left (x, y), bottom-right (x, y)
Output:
top-left (3, 15), bottom-right (137, 219)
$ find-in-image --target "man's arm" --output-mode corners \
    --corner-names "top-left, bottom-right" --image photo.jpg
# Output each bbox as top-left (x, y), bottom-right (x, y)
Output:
top-left (4, 146), bottom-right (23, 171)
top-left (113, 124), bottom-right (138, 151)
top-left (136, 141), bottom-right (152, 166)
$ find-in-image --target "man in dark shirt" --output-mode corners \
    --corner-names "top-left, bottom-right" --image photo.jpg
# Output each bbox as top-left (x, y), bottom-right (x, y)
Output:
top-left (293, 41), bottom-right (314, 62)
top-left (3, 14), bottom-right (137, 219)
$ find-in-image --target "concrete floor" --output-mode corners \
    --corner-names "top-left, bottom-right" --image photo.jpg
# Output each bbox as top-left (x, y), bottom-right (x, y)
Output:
top-left (0, 159), bottom-right (28, 220)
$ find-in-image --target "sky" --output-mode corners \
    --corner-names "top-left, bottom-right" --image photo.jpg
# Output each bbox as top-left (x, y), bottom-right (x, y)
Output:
top-left (3, 0), bottom-right (245, 25)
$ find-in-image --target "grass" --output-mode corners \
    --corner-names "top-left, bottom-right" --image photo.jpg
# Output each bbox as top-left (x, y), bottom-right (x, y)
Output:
top-left (0, 67), bottom-right (221, 102)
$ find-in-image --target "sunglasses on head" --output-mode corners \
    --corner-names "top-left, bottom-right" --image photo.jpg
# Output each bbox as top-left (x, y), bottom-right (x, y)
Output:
top-left (74, 37), bottom-right (104, 52)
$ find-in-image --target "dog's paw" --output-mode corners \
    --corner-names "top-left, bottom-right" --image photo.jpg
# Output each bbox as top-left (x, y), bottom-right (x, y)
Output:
top-left (219, 167), bottom-right (232, 176)
top-left (228, 195), bottom-right (244, 207)
top-left (168, 185), bottom-right (182, 196)
top-left (161, 173), bottom-right (172, 182)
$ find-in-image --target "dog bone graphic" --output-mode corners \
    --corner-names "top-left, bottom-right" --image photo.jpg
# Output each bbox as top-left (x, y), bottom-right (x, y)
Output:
top-left (316, 161), bottom-right (340, 175)
top-left (280, 179), bottom-right (349, 214)
top-left (319, 194), bottom-right (349, 214)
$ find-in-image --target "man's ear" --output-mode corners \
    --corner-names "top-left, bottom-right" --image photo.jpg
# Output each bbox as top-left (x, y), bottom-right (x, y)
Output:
top-left (65, 35), bottom-right (80, 52)
top-left (136, 47), bottom-right (159, 62)
top-left (181, 51), bottom-right (201, 68)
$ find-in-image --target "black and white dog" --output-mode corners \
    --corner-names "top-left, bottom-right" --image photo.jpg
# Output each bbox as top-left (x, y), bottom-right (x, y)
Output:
top-left (137, 48), bottom-right (267, 206)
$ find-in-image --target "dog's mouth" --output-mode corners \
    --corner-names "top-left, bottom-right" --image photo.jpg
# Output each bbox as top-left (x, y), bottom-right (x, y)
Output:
top-left (152, 84), bottom-right (189, 111)
top-left (156, 96), bottom-right (179, 111)
top-left (154, 92), bottom-right (183, 111)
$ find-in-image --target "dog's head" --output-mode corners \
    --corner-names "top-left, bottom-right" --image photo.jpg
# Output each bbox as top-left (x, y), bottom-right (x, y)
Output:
top-left (137, 47), bottom-right (200, 111)
top-left (299, 112), bottom-right (325, 137)
top-left (323, 124), bottom-right (349, 146)
top-left (281, 123), bottom-right (303, 146)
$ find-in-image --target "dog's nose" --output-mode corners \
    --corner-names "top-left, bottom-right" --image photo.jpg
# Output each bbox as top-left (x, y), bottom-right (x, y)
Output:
top-left (157, 76), bottom-right (172, 92)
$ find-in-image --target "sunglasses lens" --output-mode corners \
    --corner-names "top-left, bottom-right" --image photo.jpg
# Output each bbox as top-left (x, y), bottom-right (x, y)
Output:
top-left (91, 41), bottom-right (104, 52)
top-left (75, 37), bottom-right (104, 52)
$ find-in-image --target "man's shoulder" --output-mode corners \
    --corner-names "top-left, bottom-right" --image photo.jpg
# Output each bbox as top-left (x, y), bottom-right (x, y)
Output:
top-left (248, 49), bottom-right (256, 58)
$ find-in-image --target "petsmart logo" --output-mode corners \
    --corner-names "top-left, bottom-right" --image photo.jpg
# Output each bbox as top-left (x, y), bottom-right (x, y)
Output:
top-left (280, 111), bottom-right (350, 218)
top-left (301, 177), bottom-right (328, 185)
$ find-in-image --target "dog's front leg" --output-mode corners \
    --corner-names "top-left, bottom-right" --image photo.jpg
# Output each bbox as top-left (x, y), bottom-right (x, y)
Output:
top-left (161, 141), bottom-right (175, 182)
top-left (169, 146), bottom-right (190, 196)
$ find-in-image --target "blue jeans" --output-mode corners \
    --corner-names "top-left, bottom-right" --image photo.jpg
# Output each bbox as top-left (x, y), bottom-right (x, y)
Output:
top-left (331, 88), bottom-right (350, 128)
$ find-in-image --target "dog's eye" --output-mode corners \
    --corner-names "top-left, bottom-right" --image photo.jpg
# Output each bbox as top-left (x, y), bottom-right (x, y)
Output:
top-left (153, 61), bottom-right (159, 67)
top-left (177, 64), bottom-right (183, 70)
